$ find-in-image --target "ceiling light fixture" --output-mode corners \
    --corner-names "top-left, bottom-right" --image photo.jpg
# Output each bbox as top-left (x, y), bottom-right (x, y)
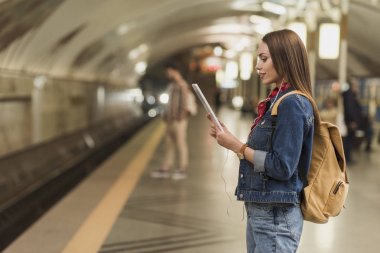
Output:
top-left (319, 23), bottom-right (340, 59)
top-left (262, 1), bottom-right (287, 15)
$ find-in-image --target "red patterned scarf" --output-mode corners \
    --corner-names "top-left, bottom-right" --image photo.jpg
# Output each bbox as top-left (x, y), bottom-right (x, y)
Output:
top-left (251, 82), bottom-right (291, 130)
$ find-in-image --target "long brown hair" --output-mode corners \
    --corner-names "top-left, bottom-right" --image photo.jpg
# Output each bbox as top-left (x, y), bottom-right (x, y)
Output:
top-left (262, 29), bottom-right (320, 124)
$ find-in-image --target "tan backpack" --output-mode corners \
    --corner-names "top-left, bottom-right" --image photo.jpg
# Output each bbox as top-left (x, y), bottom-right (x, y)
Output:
top-left (271, 90), bottom-right (349, 224)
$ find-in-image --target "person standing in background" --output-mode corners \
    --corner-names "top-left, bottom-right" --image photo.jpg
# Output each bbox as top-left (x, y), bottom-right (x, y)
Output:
top-left (151, 62), bottom-right (190, 180)
top-left (342, 78), bottom-right (364, 164)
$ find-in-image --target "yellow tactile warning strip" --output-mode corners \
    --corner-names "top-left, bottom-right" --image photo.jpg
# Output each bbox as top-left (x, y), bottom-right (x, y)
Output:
top-left (61, 121), bottom-right (165, 253)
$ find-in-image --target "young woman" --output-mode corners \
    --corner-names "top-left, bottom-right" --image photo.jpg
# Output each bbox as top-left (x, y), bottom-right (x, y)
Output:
top-left (208, 29), bottom-right (320, 252)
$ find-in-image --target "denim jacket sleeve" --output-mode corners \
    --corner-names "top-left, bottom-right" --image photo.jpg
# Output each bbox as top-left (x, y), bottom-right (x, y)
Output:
top-left (253, 95), bottom-right (313, 181)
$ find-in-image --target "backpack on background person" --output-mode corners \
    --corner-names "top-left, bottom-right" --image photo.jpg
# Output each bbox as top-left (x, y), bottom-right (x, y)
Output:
top-left (271, 90), bottom-right (349, 224)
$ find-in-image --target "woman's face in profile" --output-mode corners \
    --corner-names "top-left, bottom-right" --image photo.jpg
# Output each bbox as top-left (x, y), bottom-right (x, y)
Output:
top-left (256, 42), bottom-right (281, 86)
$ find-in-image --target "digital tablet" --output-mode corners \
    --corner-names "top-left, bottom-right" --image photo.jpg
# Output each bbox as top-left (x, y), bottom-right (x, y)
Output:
top-left (192, 83), bottom-right (224, 132)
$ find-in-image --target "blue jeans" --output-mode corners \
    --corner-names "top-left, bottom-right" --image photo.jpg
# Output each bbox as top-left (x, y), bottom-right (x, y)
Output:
top-left (245, 202), bottom-right (303, 253)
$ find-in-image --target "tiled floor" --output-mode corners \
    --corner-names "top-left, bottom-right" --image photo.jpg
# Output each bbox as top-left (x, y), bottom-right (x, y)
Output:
top-left (5, 107), bottom-right (380, 253)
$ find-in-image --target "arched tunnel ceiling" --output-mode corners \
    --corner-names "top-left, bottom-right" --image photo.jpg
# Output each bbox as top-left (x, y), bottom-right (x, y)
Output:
top-left (0, 0), bottom-right (379, 86)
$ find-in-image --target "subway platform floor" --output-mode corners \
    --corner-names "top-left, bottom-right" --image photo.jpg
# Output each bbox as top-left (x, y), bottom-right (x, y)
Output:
top-left (4, 107), bottom-right (380, 253)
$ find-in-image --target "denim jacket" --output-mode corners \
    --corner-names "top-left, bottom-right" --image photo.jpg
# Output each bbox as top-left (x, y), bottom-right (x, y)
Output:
top-left (235, 89), bottom-right (314, 204)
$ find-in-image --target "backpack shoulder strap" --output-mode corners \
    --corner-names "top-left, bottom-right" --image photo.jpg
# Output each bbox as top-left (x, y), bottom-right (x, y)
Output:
top-left (271, 90), bottom-right (310, 116)
top-left (267, 90), bottom-right (303, 151)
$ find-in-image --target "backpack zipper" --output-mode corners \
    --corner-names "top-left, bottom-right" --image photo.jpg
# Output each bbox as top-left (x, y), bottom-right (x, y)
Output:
top-left (333, 181), bottom-right (343, 194)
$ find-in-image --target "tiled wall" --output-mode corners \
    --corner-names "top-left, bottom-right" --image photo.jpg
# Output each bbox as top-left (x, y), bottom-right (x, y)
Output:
top-left (0, 73), bottom-right (143, 157)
